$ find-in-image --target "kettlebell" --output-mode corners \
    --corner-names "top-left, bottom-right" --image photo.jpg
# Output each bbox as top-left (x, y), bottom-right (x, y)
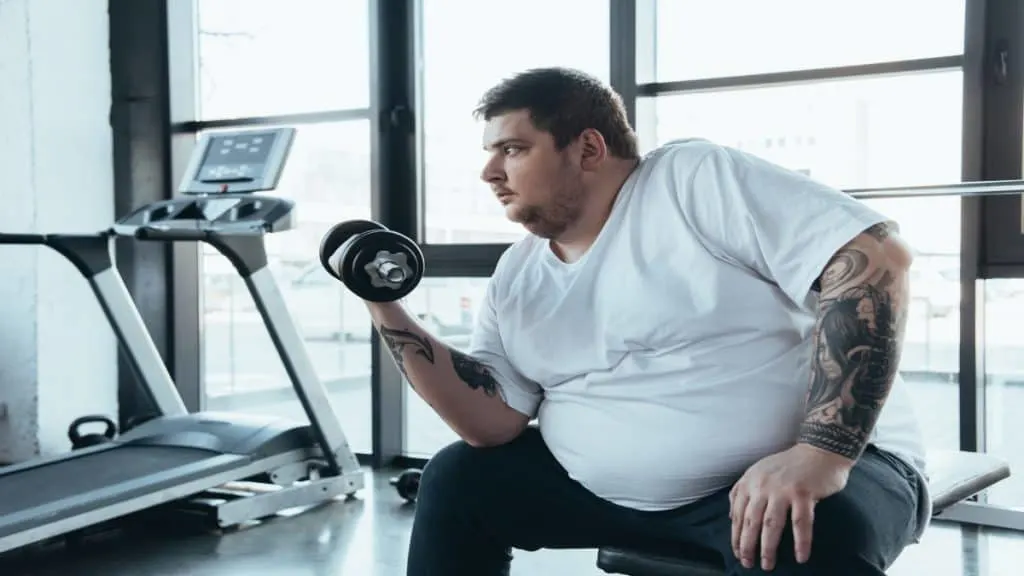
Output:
top-left (68, 414), bottom-right (118, 450)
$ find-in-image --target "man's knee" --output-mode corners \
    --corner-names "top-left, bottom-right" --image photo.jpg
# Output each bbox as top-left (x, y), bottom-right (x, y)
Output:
top-left (417, 440), bottom-right (482, 507)
top-left (418, 431), bottom-right (534, 506)
top-left (784, 482), bottom-right (913, 574)
top-left (728, 483), bottom-right (914, 575)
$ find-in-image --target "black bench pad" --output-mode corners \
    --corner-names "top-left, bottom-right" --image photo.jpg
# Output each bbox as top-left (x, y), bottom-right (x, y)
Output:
top-left (596, 450), bottom-right (1010, 575)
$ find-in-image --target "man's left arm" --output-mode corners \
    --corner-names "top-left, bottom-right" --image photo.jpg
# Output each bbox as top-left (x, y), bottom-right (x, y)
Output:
top-left (798, 221), bottom-right (915, 461)
top-left (674, 144), bottom-right (921, 571)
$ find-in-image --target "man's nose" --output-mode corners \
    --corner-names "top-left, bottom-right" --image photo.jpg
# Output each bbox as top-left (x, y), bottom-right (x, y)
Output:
top-left (480, 156), bottom-right (505, 184)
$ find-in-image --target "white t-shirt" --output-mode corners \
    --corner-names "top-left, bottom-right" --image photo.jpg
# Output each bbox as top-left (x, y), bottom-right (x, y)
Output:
top-left (469, 138), bottom-right (931, 540)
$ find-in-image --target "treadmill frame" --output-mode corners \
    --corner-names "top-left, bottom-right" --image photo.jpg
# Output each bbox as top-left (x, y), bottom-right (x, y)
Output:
top-left (0, 229), bottom-right (364, 555)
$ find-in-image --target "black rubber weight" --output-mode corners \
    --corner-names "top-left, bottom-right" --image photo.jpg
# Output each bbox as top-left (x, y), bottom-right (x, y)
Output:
top-left (0, 446), bottom-right (212, 516)
top-left (342, 229), bottom-right (422, 302)
top-left (318, 220), bottom-right (385, 277)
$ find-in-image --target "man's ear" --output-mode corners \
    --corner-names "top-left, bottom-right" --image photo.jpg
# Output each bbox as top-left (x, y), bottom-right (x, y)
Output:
top-left (578, 128), bottom-right (608, 170)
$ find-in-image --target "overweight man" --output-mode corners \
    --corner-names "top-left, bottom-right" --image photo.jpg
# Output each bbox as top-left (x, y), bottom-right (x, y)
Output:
top-left (336, 67), bottom-right (930, 575)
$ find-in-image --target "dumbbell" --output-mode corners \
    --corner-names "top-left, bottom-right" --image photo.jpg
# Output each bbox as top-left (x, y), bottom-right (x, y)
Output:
top-left (318, 219), bottom-right (424, 302)
top-left (390, 468), bottom-right (421, 503)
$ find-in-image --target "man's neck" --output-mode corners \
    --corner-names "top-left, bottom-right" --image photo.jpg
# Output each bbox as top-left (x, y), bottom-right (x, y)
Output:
top-left (550, 157), bottom-right (639, 263)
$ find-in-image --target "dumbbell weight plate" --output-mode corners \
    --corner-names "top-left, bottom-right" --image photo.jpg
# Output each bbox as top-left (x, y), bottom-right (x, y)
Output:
top-left (318, 219), bottom-right (386, 280)
top-left (338, 229), bottom-right (424, 302)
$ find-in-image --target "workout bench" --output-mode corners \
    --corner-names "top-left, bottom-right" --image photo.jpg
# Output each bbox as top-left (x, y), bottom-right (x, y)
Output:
top-left (596, 450), bottom-right (1011, 576)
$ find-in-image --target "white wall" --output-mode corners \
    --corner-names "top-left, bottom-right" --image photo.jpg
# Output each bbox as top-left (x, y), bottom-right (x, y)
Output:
top-left (0, 0), bottom-right (117, 460)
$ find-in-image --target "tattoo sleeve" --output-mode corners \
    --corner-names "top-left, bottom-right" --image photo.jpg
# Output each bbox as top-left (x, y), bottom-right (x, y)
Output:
top-left (798, 222), bottom-right (909, 460)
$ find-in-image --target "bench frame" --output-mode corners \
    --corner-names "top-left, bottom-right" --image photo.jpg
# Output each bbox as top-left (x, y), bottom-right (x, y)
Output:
top-left (933, 500), bottom-right (1024, 531)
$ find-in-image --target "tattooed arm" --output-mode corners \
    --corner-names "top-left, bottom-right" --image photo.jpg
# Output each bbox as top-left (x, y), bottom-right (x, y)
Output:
top-left (797, 222), bottom-right (915, 461)
top-left (366, 301), bottom-right (532, 447)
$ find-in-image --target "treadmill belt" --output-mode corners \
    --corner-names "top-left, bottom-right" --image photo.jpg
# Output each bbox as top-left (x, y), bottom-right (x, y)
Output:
top-left (0, 446), bottom-right (214, 516)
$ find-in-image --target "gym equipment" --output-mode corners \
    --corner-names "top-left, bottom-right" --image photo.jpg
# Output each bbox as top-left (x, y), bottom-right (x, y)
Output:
top-left (318, 219), bottom-right (424, 302)
top-left (596, 450), bottom-right (1010, 575)
top-left (67, 415), bottom-right (118, 450)
top-left (0, 126), bottom-right (364, 555)
top-left (390, 468), bottom-right (421, 502)
top-left (845, 178), bottom-right (1024, 199)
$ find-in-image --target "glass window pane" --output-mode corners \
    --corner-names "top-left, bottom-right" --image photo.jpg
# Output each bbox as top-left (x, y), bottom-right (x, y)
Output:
top-left (639, 71), bottom-right (964, 456)
top-left (403, 277), bottom-right (491, 456)
top-left (983, 278), bottom-right (1024, 507)
top-left (420, 0), bottom-right (609, 244)
top-left (196, 0), bottom-right (370, 120)
top-left (639, 70), bottom-right (963, 190)
top-left (202, 120), bottom-right (373, 454)
top-left (643, 0), bottom-right (965, 83)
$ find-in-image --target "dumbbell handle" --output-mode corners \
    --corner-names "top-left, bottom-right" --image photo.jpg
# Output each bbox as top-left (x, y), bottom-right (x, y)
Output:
top-left (375, 259), bottom-right (407, 284)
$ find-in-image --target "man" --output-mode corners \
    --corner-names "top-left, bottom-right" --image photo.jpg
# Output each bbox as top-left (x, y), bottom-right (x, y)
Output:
top-left (338, 68), bottom-right (929, 575)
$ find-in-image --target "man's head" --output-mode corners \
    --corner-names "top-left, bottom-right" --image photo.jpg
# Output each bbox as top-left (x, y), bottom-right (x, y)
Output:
top-left (476, 67), bottom-right (639, 239)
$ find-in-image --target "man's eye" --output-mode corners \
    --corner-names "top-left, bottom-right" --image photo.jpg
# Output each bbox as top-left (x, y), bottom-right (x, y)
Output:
top-left (503, 145), bottom-right (522, 155)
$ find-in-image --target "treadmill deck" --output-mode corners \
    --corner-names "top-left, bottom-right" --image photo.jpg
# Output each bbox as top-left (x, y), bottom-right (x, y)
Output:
top-left (0, 445), bottom-right (248, 540)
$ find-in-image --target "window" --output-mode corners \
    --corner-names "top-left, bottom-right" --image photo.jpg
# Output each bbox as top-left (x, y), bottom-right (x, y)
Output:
top-left (202, 120), bottom-right (374, 454)
top-left (402, 277), bottom-right (491, 456)
top-left (639, 0), bottom-right (965, 82)
top-left (638, 70), bottom-right (965, 455)
top-left (196, 0), bottom-right (370, 120)
top-left (419, 0), bottom-right (610, 244)
top-left (983, 278), bottom-right (1024, 507)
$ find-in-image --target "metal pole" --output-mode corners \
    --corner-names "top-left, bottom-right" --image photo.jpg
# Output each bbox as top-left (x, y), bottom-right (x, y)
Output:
top-left (846, 179), bottom-right (1024, 200)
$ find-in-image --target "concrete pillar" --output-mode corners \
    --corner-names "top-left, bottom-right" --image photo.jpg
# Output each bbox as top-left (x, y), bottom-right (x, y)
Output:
top-left (0, 0), bottom-right (117, 461)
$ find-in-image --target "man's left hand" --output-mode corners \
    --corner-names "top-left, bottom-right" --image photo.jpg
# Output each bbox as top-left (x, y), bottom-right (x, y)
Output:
top-left (729, 443), bottom-right (854, 571)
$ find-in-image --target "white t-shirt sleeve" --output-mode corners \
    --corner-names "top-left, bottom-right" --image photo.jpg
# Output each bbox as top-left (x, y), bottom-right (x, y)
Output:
top-left (674, 143), bottom-right (893, 305)
top-left (466, 269), bottom-right (543, 418)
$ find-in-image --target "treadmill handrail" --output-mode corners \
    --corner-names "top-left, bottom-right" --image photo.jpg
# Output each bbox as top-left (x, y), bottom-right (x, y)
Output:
top-left (242, 267), bottom-right (360, 476)
top-left (0, 232), bottom-right (187, 417)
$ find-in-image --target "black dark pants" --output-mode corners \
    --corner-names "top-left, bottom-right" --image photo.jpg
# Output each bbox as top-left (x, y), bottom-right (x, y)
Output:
top-left (406, 427), bottom-right (922, 576)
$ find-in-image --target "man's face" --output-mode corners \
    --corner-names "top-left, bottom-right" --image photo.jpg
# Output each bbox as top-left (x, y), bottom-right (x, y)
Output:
top-left (480, 110), bottom-right (586, 239)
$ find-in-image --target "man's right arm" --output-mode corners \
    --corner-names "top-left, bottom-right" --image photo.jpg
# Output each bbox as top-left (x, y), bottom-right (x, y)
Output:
top-left (366, 301), bottom-right (533, 448)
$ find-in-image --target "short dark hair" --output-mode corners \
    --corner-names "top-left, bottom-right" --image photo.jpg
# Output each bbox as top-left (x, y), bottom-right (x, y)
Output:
top-left (474, 67), bottom-right (640, 160)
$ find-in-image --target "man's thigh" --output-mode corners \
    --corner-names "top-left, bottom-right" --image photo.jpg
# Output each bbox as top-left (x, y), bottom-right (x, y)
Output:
top-left (412, 426), bottom-right (643, 552)
top-left (663, 446), bottom-right (921, 575)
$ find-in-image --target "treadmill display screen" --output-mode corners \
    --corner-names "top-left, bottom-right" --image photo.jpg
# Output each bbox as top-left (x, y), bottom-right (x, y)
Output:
top-left (199, 131), bottom-right (278, 183)
top-left (178, 126), bottom-right (294, 195)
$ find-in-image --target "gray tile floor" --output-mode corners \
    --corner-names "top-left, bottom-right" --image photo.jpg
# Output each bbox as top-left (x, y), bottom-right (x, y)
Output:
top-left (0, 468), bottom-right (1020, 575)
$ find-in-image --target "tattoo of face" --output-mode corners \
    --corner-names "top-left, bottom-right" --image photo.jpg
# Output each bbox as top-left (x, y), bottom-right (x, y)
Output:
top-left (379, 326), bottom-right (435, 382)
top-left (450, 349), bottom-right (504, 399)
top-left (800, 246), bottom-right (903, 459)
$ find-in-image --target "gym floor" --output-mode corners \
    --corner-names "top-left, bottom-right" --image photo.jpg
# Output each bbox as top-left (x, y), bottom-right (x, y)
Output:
top-left (0, 468), bottom-right (1017, 576)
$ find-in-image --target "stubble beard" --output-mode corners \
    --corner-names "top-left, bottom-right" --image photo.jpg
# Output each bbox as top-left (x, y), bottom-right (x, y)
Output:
top-left (514, 175), bottom-right (586, 240)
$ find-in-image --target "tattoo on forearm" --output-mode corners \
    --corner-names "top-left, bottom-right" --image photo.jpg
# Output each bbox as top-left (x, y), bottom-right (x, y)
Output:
top-left (378, 325), bottom-right (504, 400)
top-left (799, 223), bottom-right (906, 460)
top-left (379, 325), bottom-right (435, 382)
top-left (450, 349), bottom-right (503, 399)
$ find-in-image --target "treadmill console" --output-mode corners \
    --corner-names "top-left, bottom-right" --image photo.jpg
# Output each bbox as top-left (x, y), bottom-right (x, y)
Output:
top-left (111, 127), bottom-right (298, 240)
top-left (111, 195), bottom-right (296, 240)
top-left (179, 127), bottom-right (295, 195)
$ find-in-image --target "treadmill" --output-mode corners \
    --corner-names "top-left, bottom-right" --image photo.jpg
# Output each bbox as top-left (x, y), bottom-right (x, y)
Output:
top-left (0, 127), bottom-right (365, 555)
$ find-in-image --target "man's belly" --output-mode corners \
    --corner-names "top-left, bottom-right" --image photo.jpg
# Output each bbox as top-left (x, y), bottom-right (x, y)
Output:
top-left (536, 379), bottom-right (807, 511)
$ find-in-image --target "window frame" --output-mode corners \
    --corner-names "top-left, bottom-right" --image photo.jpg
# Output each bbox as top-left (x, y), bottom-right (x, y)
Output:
top-left (142, 0), bottom-right (1024, 536)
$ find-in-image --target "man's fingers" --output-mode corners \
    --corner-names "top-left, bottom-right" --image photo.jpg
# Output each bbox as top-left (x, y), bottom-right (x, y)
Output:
top-left (791, 498), bottom-right (816, 564)
top-left (730, 489), bottom-right (748, 558)
top-left (738, 494), bottom-right (767, 569)
top-left (758, 497), bottom-right (790, 571)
